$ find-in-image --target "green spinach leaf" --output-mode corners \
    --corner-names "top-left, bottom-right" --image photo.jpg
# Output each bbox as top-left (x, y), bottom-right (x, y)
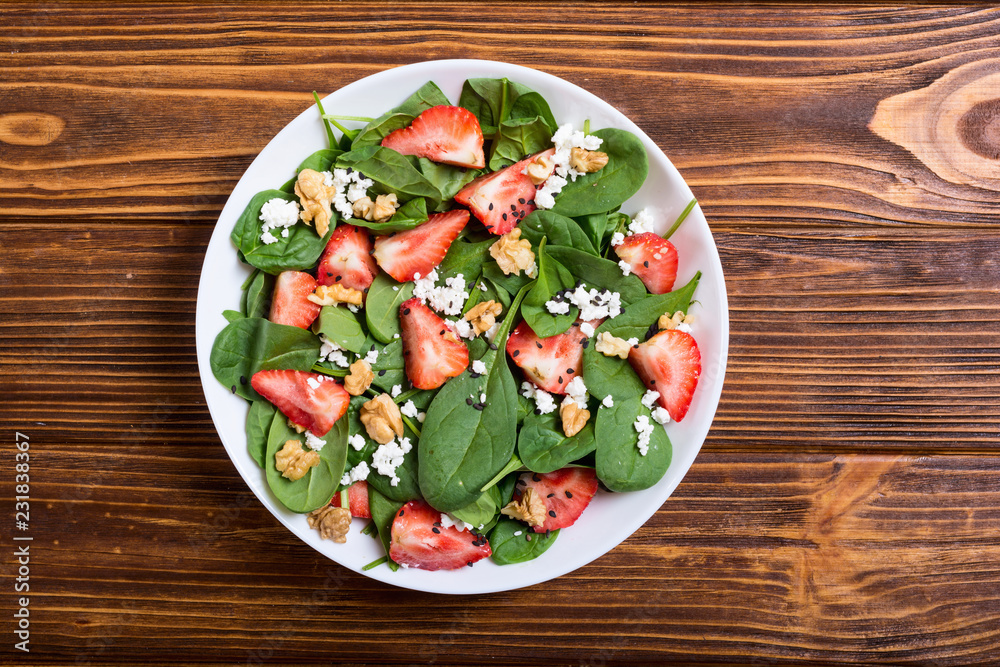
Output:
top-left (392, 80), bottom-right (451, 116)
top-left (413, 158), bottom-right (480, 206)
top-left (246, 400), bottom-right (277, 468)
top-left (231, 190), bottom-right (332, 275)
top-left (368, 486), bottom-right (403, 571)
top-left (550, 128), bottom-right (648, 218)
top-left (519, 211), bottom-right (597, 256)
top-left (595, 393), bottom-right (671, 492)
top-left (264, 411), bottom-right (347, 513)
top-left (489, 116), bottom-right (552, 171)
top-left (243, 270), bottom-right (274, 319)
top-left (518, 407), bottom-right (597, 474)
top-left (351, 113), bottom-right (414, 150)
top-left (365, 273), bottom-right (414, 344)
top-left (521, 239), bottom-right (578, 338)
top-left (489, 519), bottom-right (559, 565)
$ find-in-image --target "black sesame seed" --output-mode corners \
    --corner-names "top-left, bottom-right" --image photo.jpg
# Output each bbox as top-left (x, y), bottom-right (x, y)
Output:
top-left (378, 369), bottom-right (386, 376)
top-left (474, 403), bottom-right (484, 411)
top-left (536, 341), bottom-right (543, 349)
top-left (643, 261), bottom-right (649, 268)
top-left (518, 198), bottom-right (526, 204)
top-left (363, 287), bottom-right (369, 293)
top-left (567, 368), bottom-right (575, 374)
top-left (582, 340), bottom-right (590, 348)
top-left (470, 372), bottom-right (481, 378)
top-left (547, 493), bottom-right (555, 498)
top-left (398, 509), bottom-right (404, 516)
top-left (502, 213), bottom-right (508, 221)
top-left (432, 527), bottom-right (441, 534)
top-left (335, 275), bottom-right (342, 282)
top-left (231, 385), bottom-right (237, 394)
top-left (510, 204), bottom-right (517, 211)
top-left (489, 343), bottom-right (498, 350)
top-left (512, 350), bottom-right (520, 357)
top-left (433, 521), bottom-right (441, 527)
top-left (528, 199), bottom-right (535, 206)
top-left (239, 375), bottom-right (247, 385)
top-left (645, 321), bottom-right (659, 341)
top-left (440, 329), bottom-right (445, 335)
top-left (403, 307), bottom-right (410, 315)
top-left (545, 529), bottom-right (551, 538)
top-left (466, 398), bottom-right (474, 405)
top-left (548, 510), bottom-right (556, 518)
top-left (650, 379), bottom-right (656, 385)
top-left (532, 473), bottom-right (541, 482)
top-left (517, 479), bottom-right (526, 486)
top-left (565, 490), bottom-right (573, 498)
top-left (326, 271), bottom-right (333, 277)
top-left (488, 203), bottom-right (494, 211)
top-left (557, 376), bottom-right (563, 384)
top-left (403, 350), bottom-right (410, 356)
top-left (580, 338), bottom-right (587, 345)
top-left (345, 167), bottom-right (353, 174)
top-left (467, 561), bottom-right (474, 567)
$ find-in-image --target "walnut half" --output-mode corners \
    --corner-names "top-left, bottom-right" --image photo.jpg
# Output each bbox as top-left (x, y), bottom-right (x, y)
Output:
top-left (344, 359), bottom-right (374, 396)
top-left (501, 487), bottom-right (547, 527)
top-left (352, 193), bottom-right (399, 222)
top-left (560, 400), bottom-right (590, 438)
top-left (360, 393), bottom-right (404, 444)
top-left (489, 228), bottom-right (535, 276)
top-left (275, 440), bottom-right (320, 481)
top-left (307, 505), bottom-right (351, 543)
top-left (658, 310), bottom-right (695, 331)
top-left (569, 147), bottom-right (609, 174)
top-left (308, 284), bottom-right (364, 307)
top-left (595, 332), bottom-right (631, 359)
top-left (524, 153), bottom-right (555, 185)
top-left (465, 300), bottom-right (502, 336)
top-left (294, 169), bottom-right (335, 237)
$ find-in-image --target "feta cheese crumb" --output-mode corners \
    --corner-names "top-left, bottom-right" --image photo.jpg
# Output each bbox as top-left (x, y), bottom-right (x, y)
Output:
top-left (521, 382), bottom-right (557, 414)
top-left (484, 321), bottom-right (500, 343)
top-left (471, 359), bottom-right (487, 375)
top-left (628, 208), bottom-right (655, 236)
top-left (439, 513), bottom-right (474, 533)
top-left (400, 400), bottom-right (418, 419)
top-left (633, 414), bottom-right (654, 456)
top-left (260, 230), bottom-right (279, 245)
top-left (390, 384), bottom-right (402, 398)
top-left (449, 317), bottom-right (476, 340)
top-left (258, 197), bottom-right (301, 244)
top-left (362, 348), bottom-right (379, 365)
top-left (417, 411), bottom-right (426, 423)
top-left (281, 228), bottom-right (289, 238)
top-left (525, 261), bottom-right (538, 279)
top-left (618, 259), bottom-right (633, 277)
top-left (545, 298), bottom-right (571, 315)
top-left (641, 390), bottom-right (661, 410)
top-left (479, 392), bottom-right (487, 403)
top-left (413, 269), bottom-right (469, 316)
top-left (676, 322), bottom-right (693, 334)
top-left (327, 168), bottom-right (374, 220)
top-left (536, 124), bottom-right (604, 210)
top-left (625, 337), bottom-right (639, 347)
top-left (565, 376), bottom-right (588, 408)
top-left (372, 436), bottom-right (412, 486)
top-left (601, 394), bottom-right (615, 408)
top-left (348, 433), bottom-right (366, 451)
top-left (611, 231), bottom-right (625, 247)
top-left (651, 406), bottom-right (672, 425)
top-left (340, 460), bottom-right (370, 486)
top-left (304, 430), bottom-right (326, 451)
top-left (579, 322), bottom-right (596, 338)
top-left (318, 335), bottom-right (350, 368)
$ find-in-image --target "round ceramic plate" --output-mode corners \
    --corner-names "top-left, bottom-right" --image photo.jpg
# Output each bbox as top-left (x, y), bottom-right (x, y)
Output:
top-left (196, 59), bottom-right (729, 594)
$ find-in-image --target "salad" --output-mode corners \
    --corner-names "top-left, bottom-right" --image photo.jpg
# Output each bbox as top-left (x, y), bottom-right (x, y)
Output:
top-left (210, 77), bottom-right (702, 572)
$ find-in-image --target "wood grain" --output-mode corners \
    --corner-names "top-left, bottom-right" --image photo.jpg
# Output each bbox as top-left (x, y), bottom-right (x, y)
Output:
top-left (2, 2), bottom-right (1000, 665)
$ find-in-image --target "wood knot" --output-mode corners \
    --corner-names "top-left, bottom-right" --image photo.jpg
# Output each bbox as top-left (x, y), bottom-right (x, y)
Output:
top-left (869, 58), bottom-right (1000, 191)
top-left (0, 112), bottom-right (65, 146)
top-left (957, 99), bottom-right (1000, 160)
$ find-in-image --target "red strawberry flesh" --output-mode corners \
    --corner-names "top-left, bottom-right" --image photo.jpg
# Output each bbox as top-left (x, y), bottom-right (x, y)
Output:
top-left (454, 149), bottom-right (553, 235)
top-left (628, 329), bottom-right (701, 422)
top-left (372, 209), bottom-right (468, 283)
top-left (316, 224), bottom-right (378, 293)
top-left (614, 233), bottom-right (678, 295)
top-left (389, 499), bottom-right (491, 571)
top-left (381, 105), bottom-right (485, 169)
top-left (269, 271), bottom-right (321, 329)
top-left (250, 370), bottom-right (349, 437)
top-left (399, 298), bottom-right (469, 390)
top-left (506, 319), bottom-right (586, 395)
top-left (332, 480), bottom-right (371, 519)
top-left (515, 467), bottom-right (599, 533)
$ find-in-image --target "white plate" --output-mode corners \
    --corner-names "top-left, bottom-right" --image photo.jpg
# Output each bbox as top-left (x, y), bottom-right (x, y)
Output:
top-left (196, 59), bottom-right (729, 594)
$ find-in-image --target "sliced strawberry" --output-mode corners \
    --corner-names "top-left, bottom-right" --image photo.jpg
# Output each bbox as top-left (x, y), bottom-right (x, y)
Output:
top-left (389, 499), bottom-right (491, 571)
top-left (513, 467), bottom-right (599, 533)
top-left (269, 271), bottom-right (321, 329)
top-left (454, 149), bottom-right (553, 235)
top-left (399, 298), bottom-right (469, 390)
top-left (372, 210), bottom-right (468, 283)
top-left (316, 224), bottom-right (378, 293)
top-left (613, 233), bottom-right (678, 295)
top-left (331, 480), bottom-right (371, 519)
top-left (628, 329), bottom-right (701, 422)
top-left (250, 370), bottom-right (349, 437)
top-left (506, 319), bottom-right (586, 395)
top-left (381, 105), bottom-right (485, 169)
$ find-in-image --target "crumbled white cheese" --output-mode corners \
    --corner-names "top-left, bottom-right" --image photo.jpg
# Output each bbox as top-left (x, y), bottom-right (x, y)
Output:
top-left (641, 390), bottom-right (661, 410)
top-left (304, 430), bottom-right (326, 451)
top-left (676, 322), bottom-right (693, 334)
top-left (479, 392), bottom-right (487, 403)
top-left (449, 317), bottom-right (476, 340)
top-left (535, 124), bottom-right (604, 210)
top-left (546, 299), bottom-right (571, 315)
top-left (618, 259), bottom-right (633, 277)
top-left (565, 376), bottom-right (588, 408)
top-left (417, 412), bottom-right (426, 423)
top-left (579, 322), bottom-right (596, 338)
top-left (400, 400), bottom-right (418, 419)
top-left (549, 284), bottom-right (623, 322)
top-left (348, 304), bottom-right (359, 313)
top-left (521, 382), bottom-right (557, 415)
top-left (390, 384), bottom-right (402, 398)
top-left (318, 335), bottom-right (351, 368)
top-left (484, 321), bottom-right (500, 343)
top-left (611, 231), bottom-right (625, 247)
top-left (471, 359), bottom-right (487, 375)
top-left (413, 269), bottom-right (469, 316)
top-left (258, 197), bottom-right (300, 244)
top-left (625, 337), bottom-right (639, 347)
top-left (440, 513), bottom-right (474, 533)
top-left (633, 414), bottom-right (654, 456)
top-left (601, 394), bottom-right (615, 409)
top-left (348, 433), bottom-right (366, 451)
top-left (326, 168), bottom-right (373, 220)
top-left (513, 530), bottom-right (523, 537)
top-left (628, 208), bottom-right (655, 236)
top-left (525, 261), bottom-right (538, 279)
top-left (362, 348), bottom-right (378, 365)
top-left (340, 460), bottom-right (370, 486)
top-left (372, 436), bottom-right (412, 486)
top-left (651, 406), bottom-right (672, 425)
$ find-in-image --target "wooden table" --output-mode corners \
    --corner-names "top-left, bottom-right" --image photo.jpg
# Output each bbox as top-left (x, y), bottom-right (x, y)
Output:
top-left (3, 3), bottom-right (999, 664)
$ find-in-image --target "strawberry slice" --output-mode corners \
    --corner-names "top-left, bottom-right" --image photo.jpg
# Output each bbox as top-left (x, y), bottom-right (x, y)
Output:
top-left (381, 105), bottom-right (485, 169)
top-left (331, 480), bottom-right (371, 519)
top-left (372, 210), bottom-right (468, 283)
top-left (513, 467), bottom-right (599, 533)
top-left (250, 370), bottom-right (349, 437)
top-left (399, 298), bottom-right (469, 390)
top-left (454, 149), bottom-right (553, 235)
top-left (506, 319), bottom-right (587, 395)
top-left (269, 271), bottom-right (321, 329)
top-left (316, 224), bottom-right (378, 293)
top-left (613, 233), bottom-right (678, 294)
top-left (389, 499), bottom-right (491, 571)
top-left (628, 329), bottom-right (701, 422)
